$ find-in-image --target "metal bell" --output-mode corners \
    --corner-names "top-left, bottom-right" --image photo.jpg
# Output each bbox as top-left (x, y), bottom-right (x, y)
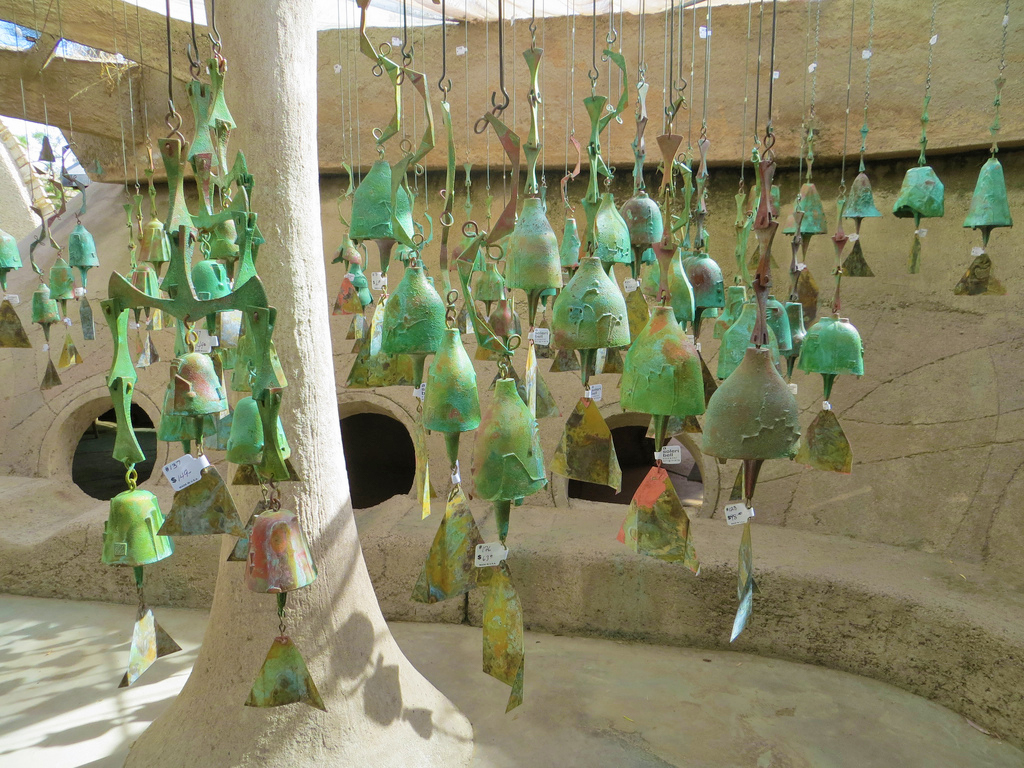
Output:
top-left (560, 217), bottom-right (582, 270)
top-left (474, 262), bottom-right (507, 311)
top-left (472, 377), bottom-right (546, 501)
top-left (49, 258), bottom-right (75, 306)
top-left (68, 223), bottom-right (99, 289)
top-left (665, 249), bottom-right (695, 327)
top-left (157, 377), bottom-right (198, 446)
top-left (350, 159), bottom-right (394, 238)
top-left (226, 395), bottom-right (265, 465)
top-left (342, 260), bottom-right (372, 311)
top-left (703, 346), bottom-right (800, 460)
top-left (0, 226), bottom-right (21, 292)
top-left (245, 509), bottom-right (317, 593)
top-left (765, 295), bottom-right (793, 354)
top-left (621, 306), bottom-right (704, 417)
top-left (893, 165), bottom-right (945, 219)
top-left (682, 251), bottom-right (725, 322)
top-left (31, 284), bottom-right (61, 341)
top-left (620, 191), bottom-right (664, 251)
top-left (380, 262), bottom-right (446, 356)
top-left (207, 217), bottom-right (240, 264)
top-left (130, 263), bottom-right (160, 301)
top-left (551, 254), bottom-right (630, 351)
top-left (102, 489), bottom-right (174, 567)
top-left (191, 259), bottom-right (231, 301)
top-left (592, 193), bottom-right (632, 267)
top-left (140, 219), bottom-right (172, 268)
top-left (798, 315), bottom-right (864, 398)
top-left (713, 285), bottom-right (747, 339)
top-left (506, 198), bottom-right (562, 294)
top-left (842, 172), bottom-right (881, 220)
top-left (170, 352), bottom-right (228, 417)
top-left (424, 328), bottom-right (481, 434)
top-left (716, 301), bottom-right (780, 380)
top-left (796, 183), bottom-right (828, 235)
top-left (963, 157), bottom-right (1012, 232)
top-left (784, 301), bottom-right (807, 378)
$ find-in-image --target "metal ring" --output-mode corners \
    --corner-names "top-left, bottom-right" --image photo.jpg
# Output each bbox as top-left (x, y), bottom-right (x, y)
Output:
top-left (506, 333), bottom-right (522, 351)
top-left (462, 220), bottom-right (480, 237)
top-left (400, 137), bottom-right (414, 153)
top-left (446, 289), bottom-right (459, 305)
top-left (440, 211), bottom-right (454, 227)
top-left (372, 127), bottom-right (384, 141)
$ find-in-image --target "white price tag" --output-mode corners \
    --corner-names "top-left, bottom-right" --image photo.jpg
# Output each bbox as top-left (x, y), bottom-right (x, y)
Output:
top-left (695, 342), bottom-right (702, 353)
top-left (623, 278), bottom-right (639, 293)
top-left (412, 383), bottom-right (426, 400)
top-left (371, 272), bottom-right (387, 291)
top-left (475, 542), bottom-right (509, 568)
top-left (42, 343), bottom-right (49, 352)
top-left (74, 286), bottom-right (86, 299)
top-left (823, 400), bottom-right (832, 411)
top-left (451, 460), bottom-right (461, 485)
top-left (971, 246), bottom-right (985, 257)
top-left (334, 63), bottom-right (342, 74)
top-left (699, 25), bottom-right (711, 38)
top-left (862, 49), bottom-right (872, 60)
top-left (585, 383), bottom-right (603, 401)
top-left (531, 327), bottom-right (550, 345)
top-left (915, 228), bottom-right (928, 238)
top-left (788, 382), bottom-right (798, 395)
top-left (773, 70), bottom-right (780, 80)
top-left (848, 233), bottom-right (860, 242)
top-left (656, 445), bottom-right (683, 465)
top-left (3, 294), bottom-right (19, 306)
top-left (162, 454), bottom-right (211, 492)
top-left (724, 501), bottom-right (755, 526)
top-left (63, 317), bottom-right (73, 327)
top-left (456, 45), bottom-right (468, 55)
top-left (686, 334), bottom-right (695, 344)
top-left (808, 62), bottom-right (817, 73)
top-left (929, 34), bottom-right (938, 46)
top-left (391, 36), bottom-right (402, 46)
top-left (194, 329), bottom-right (219, 354)
top-left (129, 320), bottom-right (140, 330)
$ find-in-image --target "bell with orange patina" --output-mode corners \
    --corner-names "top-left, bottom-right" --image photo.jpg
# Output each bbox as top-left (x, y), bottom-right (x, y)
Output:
top-left (713, 284), bottom-right (747, 339)
top-left (170, 352), bottom-right (227, 417)
top-left (68, 223), bottom-right (99, 289)
top-left (472, 376), bottom-right (546, 502)
top-left (506, 197), bottom-right (563, 323)
top-left (245, 509), bottom-right (317, 594)
top-left (620, 191), bottom-right (663, 278)
top-left (424, 327), bottom-right (481, 465)
top-left (560, 217), bottom-right (582, 270)
top-left (798, 315), bottom-right (864, 399)
top-left (0, 226), bottom-right (21, 292)
top-left (592, 193), bottom-right (632, 268)
top-left (140, 218), bottom-right (172, 273)
top-left (716, 301), bottom-right (780, 380)
top-left (682, 251), bottom-right (724, 334)
top-left (102, 489), bottom-right (175, 567)
top-left (621, 306), bottom-right (704, 418)
top-left (703, 346), bottom-right (800, 461)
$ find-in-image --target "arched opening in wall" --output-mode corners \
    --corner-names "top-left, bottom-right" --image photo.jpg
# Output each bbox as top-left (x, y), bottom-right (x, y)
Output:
top-left (340, 412), bottom-right (415, 509)
top-left (568, 425), bottom-right (703, 506)
top-left (71, 405), bottom-right (157, 500)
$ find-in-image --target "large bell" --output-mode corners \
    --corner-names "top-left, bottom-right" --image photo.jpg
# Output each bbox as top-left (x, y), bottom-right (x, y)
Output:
top-left (560, 217), bottom-right (582, 269)
top-left (716, 301), bottom-right (780, 380)
top-left (893, 165), bottom-right (944, 219)
top-left (621, 306), bottom-right (704, 417)
top-left (682, 252), bottom-right (725, 328)
top-left (0, 226), bottom-right (21, 292)
top-left (592, 193), bottom-right (632, 267)
top-left (424, 328), bottom-right (481, 434)
top-left (226, 395), bottom-right (265, 465)
top-left (798, 315), bottom-right (864, 398)
top-left (765, 295), bottom-right (793, 354)
top-left (703, 346), bottom-right (800, 460)
top-left (68, 223), bottom-right (99, 289)
top-left (506, 198), bottom-right (562, 295)
top-left (713, 284), bottom-right (747, 339)
top-left (102, 489), bottom-right (175, 566)
top-left (170, 352), bottom-right (228, 417)
top-left (551, 254), bottom-right (630, 351)
top-left (842, 172), bottom-right (881, 219)
top-left (245, 509), bottom-right (317, 593)
top-left (31, 283), bottom-right (61, 341)
top-left (963, 157), bottom-right (1013, 232)
top-left (140, 218), bottom-right (172, 270)
top-left (472, 377), bottom-right (546, 502)
top-left (380, 262), bottom-right (446, 356)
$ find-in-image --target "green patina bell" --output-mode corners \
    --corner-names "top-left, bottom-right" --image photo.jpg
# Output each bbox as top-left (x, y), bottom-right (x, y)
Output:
top-left (639, 258), bottom-right (660, 298)
top-left (593, 193), bottom-right (632, 267)
top-left (424, 328), bottom-right (481, 433)
top-left (621, 306), bottom-right (704, 417)
top-left (506, 198), bottom-right (562, 293)
top-left (703, 346), bottom-right (800, 460)
top-left (49, 258), bottom-right (75, 309)
top-left (245, 509), bottom-right (317, 593)
top-left (130, 263), bottom-right (160, 299)
top-left (551, 254), bottom-right (630, 351)
top-left (0, 227), bottom-right (21, 291)
top-left (68, 223), bottom-right (99, 288)
top-left (560, 217), bottom-right (582, 269)
top-left (350, 161), bottom-right (394, 235)
top-left (620, 191), bottom-right (664, 248)
top-left (170, 352), bottom-right (228, 417)
top-left (717, 301), bottom-right (780, 380)
top-left (665, 250), bottom-right (695, 327)
top-left (31, 284), bottom-right (61, 341)
top-left (207, 218), bottom-right (240, 265)
top-left (102, 489), bottom-right (174, 567)
top-left (380, 262), bottom-right (446, 356)
top-left (783, 183), bottom-right (828, 236)
top-left (893, 165), bottom-right (944, 219)
top-left (713, 285), bottom-right (747, 339)
top-left (682, 252), bottom-right (725, 321)
top-left (765, 295), bottom-right (793, 354)
top-left (798, 315), bottom-right (864, 398)
top-left (191, 260), bottom-right (231, 301)
top-left (474, 262), bottom-right (507, 309)
top-left (964, 157), bottom-right (1012, 232)
top-left (472, 377), bottom-right (546, 501)
top-left (784, 301), bottom-right (807, 378)
top-left (843, 172), bottom-right (881, 219)
top-left (226, 396), bottom-right (264, 465)
top-left (140, 219), bottom-right (172, 269)
top-left (157, 377), bottom-right (198, 446)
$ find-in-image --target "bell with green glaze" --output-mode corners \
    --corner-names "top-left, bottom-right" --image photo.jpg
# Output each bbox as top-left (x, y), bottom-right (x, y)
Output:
top-left (621, 306), bottom-right (704, 418)
top-left (49, 258), bottom-right (75, 314)
top-left (349, 160), bottom-right (403, 272)
top-left (157, 377), bottom-right (198, 447)
top-left (140, 218), bottom-right (172, 272)
top-left (170, 352), bottom-right (228, 417)
top-left (713, 284), bottom-right (747, 339)
top-left (472, 376), bottom-right (546, 501)
top-left (102, 489), bottom-right (174, 567)
top-left (783, 301), bottom-right (807, 378)
top-left (682, 251), bottom-right (724, 332)
top-left (380, 262), bottom-right (446, 356)
top-left (506, 197), bottom-right (563, 324)
top-left (893, 165), bottom-right (944, 219)
top-left (664, 249), bottom-right (695, 328)
top-left (31, 283), bottom-right (61, 341)
top-left (226, 396), bottom-right (264, 465)
top-left (963, 157), bottom-right (1012, 235)
top-left (798, 315), bottom-right (864, 399)
top-left (703, 346), bottom-right (800, 461)
top-left (191, 260), bottom-right (231, 301)
top-left (424, 328), bottom-right (481, 466)
top-left (68, 223), bottom-right (99, 289)
top-left (551, 254), bottom-right (630, 351)
top-left (474, 261), bottom-right (507, 311)
top-left (620, 191), bottom-right (664, 278)
top-left (246, 509), bottom-right (317, 594)
top-left (560, 217), bottom-right (582, 270)
top-left (0, 227), bottom-right (21, 292)
top-left (782, 183), bottom-right (828, 236)
top-left (592, 193), bottom-right (632, 267)
top-left (843, 172), bottom-right (881, 219)
top-left (765, 295), bottom-right (792, 354)
top-left (716, 301), bottom-right (780, 380)
top-left (207, 218), bottom-right (240, 266)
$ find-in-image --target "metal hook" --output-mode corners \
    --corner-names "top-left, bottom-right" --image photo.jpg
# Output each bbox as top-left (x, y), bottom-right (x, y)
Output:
top-left (475, 0), bottom-right (510, 133)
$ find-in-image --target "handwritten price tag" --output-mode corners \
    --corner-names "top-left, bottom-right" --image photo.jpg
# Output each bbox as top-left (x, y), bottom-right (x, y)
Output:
top-left (531, 327), bottom-right (550, 345)
top-left (623, 278), bottom-right (639, 293)
top-left (194, 329), bottom-right (219, 354)
top-left (371, 272), bottom-right (387, 291)
top-left (656, 445), bottom-right (683, 464)
top-left (162, 454), bottom-right (211, 492)
top-left (788, 382), bottom-right (798, 394)
top-left (475, 542), bottom-right (509, 568)
top-left (412, 383), bottom-right (426, 400)
top-left (3, 294), bottom-right (19, 306)
top-left (585, 383), bottom-right (603, 401)
top-left (724, 502), bottom-right (755, 526)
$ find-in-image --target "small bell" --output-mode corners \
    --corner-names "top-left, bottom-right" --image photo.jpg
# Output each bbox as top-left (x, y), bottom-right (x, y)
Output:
top-left (716, 301), bottom-right (780, 380)
top-left (68, 223), bottom-right (99, 289)
top-left (713, 284), bottom-right (747, 340)
top-left (49, 258), bottom-right (75, 316)
top-left (798, 315), bottom-right (864, 399)
top-left (559, 217), bottom-right (582, 270)
top-left (207, 217), bottom-right (240, 266)
top-left (795, 183), bottom-right (828, 235)
top-left (245, 509), bottom-right (317, 593)
top-left (893, 165), bottom-right (945, 220)
top-left (704, 346), bottom-right (800, 461)
top-left (506, 197), bottom-right (562, 299)
top-left (551, 254), bottom-right (630, 352)
top-left (682, 252), bottom-right (725, 333)
top-left (0, 226), bottom-right (21, 292)
top-left (140, 219), bottom-right (172, 271)
top-left (102, 489), bottom-right (175, 566)
top-left (842, 172), bottom-right (882, 220)
top-left (654, 244), bottom-right (695, 328)
top-left (170, 352), bottom-right (228, 417)
top-left (472, 377), bottom-right (546, 502)
top-left (31, 283), bottom-right (61, 342)
top-left (963, 157), bottom-right (1013, 233)
top-left (191, 259), bottom-right (231, 301)
top-left (621, 306), bottom-right (704, 418)
top-left (765, 295), bottom-right (793, 354)
top-left (621, 191), bottom-right (664, 278)
top-left (783, 301), bottom-right (807, 378)
top-left (226, 396), bottom-right (265, 465)
top-left (592, 193), bottom-right (632, 268)
top-left (350, 160), bottom-right (410, 273)
top-left (474, 261), bottom-right (507, 314)
top-left (424, 328), bottom-right (481, 465)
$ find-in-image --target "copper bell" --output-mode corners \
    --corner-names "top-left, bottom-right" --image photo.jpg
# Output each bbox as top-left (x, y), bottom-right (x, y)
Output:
top-left (245, 509), bottom-right (317, 593)
top-left (140, 218), bottom-right (172, 270)
top-left (102, 489), bottom-right (175, 567)
top-left (170, 352), bottom-right (228, 417)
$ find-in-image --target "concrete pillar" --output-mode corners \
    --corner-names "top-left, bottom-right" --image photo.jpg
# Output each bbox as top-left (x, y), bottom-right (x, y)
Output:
top-left (123, 1), bottom-right (474, 765)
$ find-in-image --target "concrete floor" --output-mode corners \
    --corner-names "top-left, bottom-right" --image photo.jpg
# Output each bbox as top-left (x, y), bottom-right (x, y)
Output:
top-left (0, 595), bottom-right (1020, 768)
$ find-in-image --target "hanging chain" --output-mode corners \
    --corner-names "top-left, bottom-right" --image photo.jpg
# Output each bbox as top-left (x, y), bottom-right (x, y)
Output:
top-left (919, 0), bottom-right (938, 166)
top-left (838, 0), bottom-right (856, 194)
top-left (805, 0), bottom-right (821, 180)
top-left (990, 0), bottom-right (1009, 154)
top-left (752, 0), bottom-right (764, 156)
top-left (858, 0), bottom-right (874, 171)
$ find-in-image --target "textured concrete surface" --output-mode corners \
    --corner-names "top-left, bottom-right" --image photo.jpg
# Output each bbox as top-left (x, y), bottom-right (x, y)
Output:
top-left (1, 595), bottom-right (1021, 768)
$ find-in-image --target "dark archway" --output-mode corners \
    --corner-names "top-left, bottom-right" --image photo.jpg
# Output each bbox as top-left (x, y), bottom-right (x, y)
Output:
top-left (71, 405), bottom-right (157, 500)
top-left (340, 412), bottom-right (415, 509)
top-left (568, 425), bottom-right (703, 506)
